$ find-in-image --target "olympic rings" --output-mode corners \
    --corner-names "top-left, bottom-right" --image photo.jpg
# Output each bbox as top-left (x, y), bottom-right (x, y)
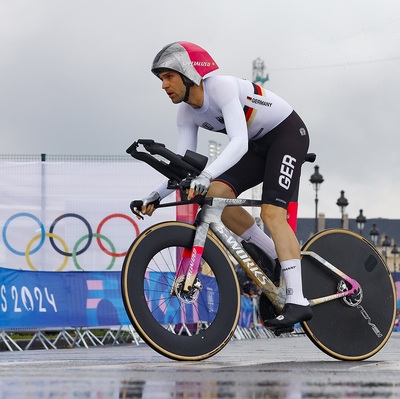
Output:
top-left (2, 212), bottom-right (140, 271)
top-left (49, 213), bottom-right (92, 256)
top-left (96, 213), bottom-right (139, 257)
top-left (3, 213), bottom-right (46, 256)
top-left (73, 233), bottom-right (116, 271)
top-left (26, 232), bottom-right (69, 271)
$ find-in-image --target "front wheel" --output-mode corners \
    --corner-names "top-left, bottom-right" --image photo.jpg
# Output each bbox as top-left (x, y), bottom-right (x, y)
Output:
top-left (301, 229), bottom-right (396, 360)
top-left (121, 221), bottom-right (241, 361)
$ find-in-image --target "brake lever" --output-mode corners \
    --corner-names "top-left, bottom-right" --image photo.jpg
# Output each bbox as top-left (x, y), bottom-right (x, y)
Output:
top-left (130, 200), bottom-right (144, 220)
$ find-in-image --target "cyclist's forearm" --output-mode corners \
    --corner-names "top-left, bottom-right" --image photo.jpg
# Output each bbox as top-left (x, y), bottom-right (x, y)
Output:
top-left (154, 177), bottom-right (175, 200)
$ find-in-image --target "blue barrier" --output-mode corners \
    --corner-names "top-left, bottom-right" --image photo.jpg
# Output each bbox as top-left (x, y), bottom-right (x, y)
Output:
top-left (0, 267), bottom-right (254, 330)
top-left (0, 267), bottom-right (129, 329)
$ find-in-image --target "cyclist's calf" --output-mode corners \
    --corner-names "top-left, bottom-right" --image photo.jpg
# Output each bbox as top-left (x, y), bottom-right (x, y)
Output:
top-left (260, 204), bottom-right (301, 261)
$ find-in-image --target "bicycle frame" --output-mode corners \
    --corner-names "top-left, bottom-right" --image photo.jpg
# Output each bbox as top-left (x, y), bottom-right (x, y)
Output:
top-left (169, 197), bottom-right (362, 313)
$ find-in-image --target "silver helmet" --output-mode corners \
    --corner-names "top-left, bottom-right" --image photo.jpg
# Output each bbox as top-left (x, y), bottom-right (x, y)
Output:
top-left (151, 41), bottom-right (218, 86)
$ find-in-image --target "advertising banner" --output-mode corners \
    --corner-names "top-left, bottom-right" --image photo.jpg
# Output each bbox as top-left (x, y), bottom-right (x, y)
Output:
top-left (0, 266), bottom-right (252, 329)
top-left (0, 266), bottom-right (129, 329)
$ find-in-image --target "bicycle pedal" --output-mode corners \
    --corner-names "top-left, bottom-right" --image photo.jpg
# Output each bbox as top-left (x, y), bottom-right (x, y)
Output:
top-left (272, 325), bottom-right (294, 336)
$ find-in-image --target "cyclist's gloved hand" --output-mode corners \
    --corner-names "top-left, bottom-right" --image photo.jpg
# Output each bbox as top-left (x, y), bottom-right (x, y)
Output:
top-left (140, 191), bottom-right (160, 217)
top-left (189, 171), bottom-right (212, 197)
top-left (142, 191), bottom-right (161, 207)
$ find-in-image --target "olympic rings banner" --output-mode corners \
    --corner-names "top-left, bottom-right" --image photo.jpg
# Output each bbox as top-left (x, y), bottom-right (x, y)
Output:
top-left (0, 161), bottom-right (175, 272)
top-left (0, 160), bottom-right (253, 330)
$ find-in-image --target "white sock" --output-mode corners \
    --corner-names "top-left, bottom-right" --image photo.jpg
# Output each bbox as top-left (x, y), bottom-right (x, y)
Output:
top-left (240, 222), bottom-right (277, 259)
top-left (281, 259), bottom-right (309, 306)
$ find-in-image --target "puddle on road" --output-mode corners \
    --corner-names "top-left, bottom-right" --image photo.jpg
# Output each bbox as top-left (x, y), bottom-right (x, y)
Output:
top-left (1, 377), bottom-right (400, 398)
top-left (120, 379), bottom-right (400, 398)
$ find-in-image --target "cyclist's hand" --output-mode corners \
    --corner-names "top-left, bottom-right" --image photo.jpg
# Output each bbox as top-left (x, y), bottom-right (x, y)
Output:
top-left (188, 171), bottom-right (212, 200)
top-left (140, 191), bottom-right (160, 218)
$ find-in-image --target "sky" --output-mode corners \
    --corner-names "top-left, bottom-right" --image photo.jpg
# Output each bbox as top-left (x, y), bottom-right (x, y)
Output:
top-left (1, 0), bottom-right (400, 220)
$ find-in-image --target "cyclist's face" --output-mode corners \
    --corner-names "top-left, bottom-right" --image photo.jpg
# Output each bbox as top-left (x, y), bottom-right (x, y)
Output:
top-left (158, 71), bottom-right (186, 104)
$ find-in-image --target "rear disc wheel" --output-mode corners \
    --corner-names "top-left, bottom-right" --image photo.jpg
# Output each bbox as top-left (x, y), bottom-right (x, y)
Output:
top-left (301, 229), bottom-right (396, 360)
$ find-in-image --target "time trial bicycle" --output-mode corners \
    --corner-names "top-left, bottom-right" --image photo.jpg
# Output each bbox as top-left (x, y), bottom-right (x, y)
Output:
top-left (121, 139), bottom-right (396, 361)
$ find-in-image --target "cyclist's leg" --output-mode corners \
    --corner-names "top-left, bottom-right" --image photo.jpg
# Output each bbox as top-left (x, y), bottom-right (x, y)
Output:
top-left (258, 112), bottom-right (312, 327)
top-left (207, 182), bottom-right (278, 296)
top-left (261, 204), bottom-right (312, 326)
top-left (208, 142), bottom-right (278, 260)
top-left (261, 203), bottom-right (300, 261)
top-left (207, 181), bottom-right (253, 234)
top-left (207, 181), bottom-right (278, 260)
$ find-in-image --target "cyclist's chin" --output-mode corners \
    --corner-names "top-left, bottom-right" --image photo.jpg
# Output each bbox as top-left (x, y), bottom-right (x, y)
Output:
top-left (170, 96), bottom-right (183, 104)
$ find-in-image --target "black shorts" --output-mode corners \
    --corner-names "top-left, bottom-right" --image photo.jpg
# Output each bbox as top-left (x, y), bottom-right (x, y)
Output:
top-left (215, 111), bottom-right (310, 209)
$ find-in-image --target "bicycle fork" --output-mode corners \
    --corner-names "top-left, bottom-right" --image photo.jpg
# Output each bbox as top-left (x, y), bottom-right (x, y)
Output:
top-left (170, 222), bottom-right (210, 299)
top-left (174, 222), bottom-right (210, 293)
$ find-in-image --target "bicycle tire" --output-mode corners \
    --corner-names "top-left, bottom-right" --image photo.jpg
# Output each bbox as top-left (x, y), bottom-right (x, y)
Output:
top-left (121, 221), bottom-right (241, 361)
top-left (301, 229), bottom-right (396, 360)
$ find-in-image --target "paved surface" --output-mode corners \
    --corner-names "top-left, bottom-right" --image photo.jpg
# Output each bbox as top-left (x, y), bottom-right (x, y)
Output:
top-left (0, 333), bottom-right (400, 398)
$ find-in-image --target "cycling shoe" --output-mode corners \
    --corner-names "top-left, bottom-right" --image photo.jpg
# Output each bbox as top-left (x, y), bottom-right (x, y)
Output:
top-left (263, 303), bottom-right (313, 329)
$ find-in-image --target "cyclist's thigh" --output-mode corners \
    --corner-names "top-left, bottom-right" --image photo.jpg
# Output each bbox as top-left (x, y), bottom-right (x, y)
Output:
top-left (207, 181), bottom-right (237, 198)
top-left (215, 142), bottom-right (265, 196)
top-left (262, 113), bottom-right (309, 208)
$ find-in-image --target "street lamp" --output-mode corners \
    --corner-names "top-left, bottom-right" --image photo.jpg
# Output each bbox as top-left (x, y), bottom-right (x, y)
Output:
top-left (355, 209), bottom-right (366, 236)
top-left (382, 235), bottom-right (391, 264)
top-left (391, 244), bottom-right (399, 273)
top-left (309, 165), bottom-right (324, 233)
top-left (336, 190), bottom-right (349, 228)
top-left (252, 58), bottom-right (269, 85)
top-left (369, 224), bottom-right (379, 246)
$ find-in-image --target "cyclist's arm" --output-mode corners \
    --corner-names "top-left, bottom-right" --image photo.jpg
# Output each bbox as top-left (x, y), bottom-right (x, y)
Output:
top-left (176, 104), bottom-right (199, 154)
top-left (151, 106), bottom-right (199, 200)
top-left (200, 78), bottom-right (248, 180)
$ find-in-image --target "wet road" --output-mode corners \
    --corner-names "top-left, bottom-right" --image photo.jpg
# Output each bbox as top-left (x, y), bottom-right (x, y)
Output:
top-left (1, 333), bottom-right (400, 398)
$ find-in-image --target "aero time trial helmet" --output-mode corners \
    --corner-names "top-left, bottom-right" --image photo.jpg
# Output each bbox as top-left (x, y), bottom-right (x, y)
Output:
top-left (151, 41), bottom-right (218, 86)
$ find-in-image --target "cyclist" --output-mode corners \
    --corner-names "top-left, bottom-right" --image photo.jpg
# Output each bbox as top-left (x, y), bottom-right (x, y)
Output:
top-left (140, 41), bottom-right (312, 328)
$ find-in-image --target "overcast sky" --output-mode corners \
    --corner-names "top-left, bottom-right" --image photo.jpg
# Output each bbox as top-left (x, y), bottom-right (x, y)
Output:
top-left (1, 1), bottom-right (400, 220)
